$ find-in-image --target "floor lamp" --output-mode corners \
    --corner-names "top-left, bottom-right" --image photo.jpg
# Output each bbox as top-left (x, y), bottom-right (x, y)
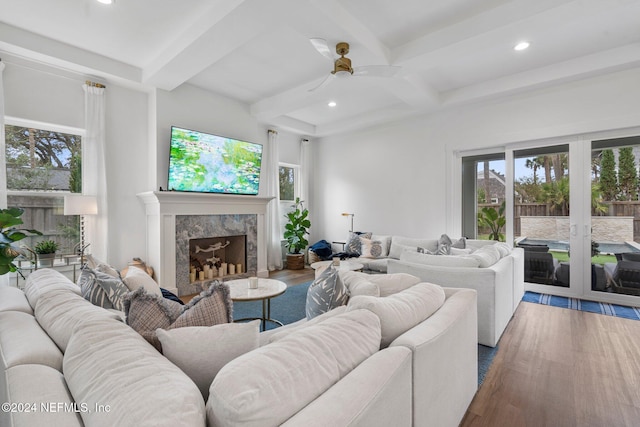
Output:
top-left (64, 195), bottom-right (98, 261)
top-left (341, 212), bottom-right (355, 233)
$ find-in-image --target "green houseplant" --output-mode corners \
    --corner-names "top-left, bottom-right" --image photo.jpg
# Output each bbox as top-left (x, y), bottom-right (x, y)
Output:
top-left (0, 207), bottom-right (42, 275)
top-left (34, 239), bottom-right (60, 267)
top-left (34, 239), bottom-right (60, 255)
top-left (283, 197), bottom-right (311, 270)
top-left (477, 201), bottom-right (506, 242)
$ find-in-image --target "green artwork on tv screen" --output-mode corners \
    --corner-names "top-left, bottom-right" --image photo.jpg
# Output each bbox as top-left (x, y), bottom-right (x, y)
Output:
top-left (168, 127), bottom-right (262, 195)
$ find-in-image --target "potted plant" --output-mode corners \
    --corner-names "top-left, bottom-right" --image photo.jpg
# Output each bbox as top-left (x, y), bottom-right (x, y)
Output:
top-left (0, 207), bottom-right (42, 275)
top-left (283, 197), bottom-right (311, 270)
top-left (34, 239), bottom-right (60, 266)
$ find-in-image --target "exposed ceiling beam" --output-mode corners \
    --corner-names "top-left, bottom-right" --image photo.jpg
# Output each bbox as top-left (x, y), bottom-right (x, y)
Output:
top-left (0, 22), bottom-right (141, 83)
top-left (264, 115), bottom-right (316, 136)
top-left (142, 0), bottom-right (268, 90)
top-left (314, 104), bottom-right (419, 137)
top-left (307, 0), bottom-right (391, 65)
top-left (393, 0), bottom-right (595, 68)
top-left (376, 73), bottom-right (441, 109)
top-left (442, 43), bottom-right (640, 106)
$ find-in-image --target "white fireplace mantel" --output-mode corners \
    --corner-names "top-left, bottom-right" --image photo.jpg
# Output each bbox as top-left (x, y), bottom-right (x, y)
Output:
top-left (137, 191), bottom-right (274, 293)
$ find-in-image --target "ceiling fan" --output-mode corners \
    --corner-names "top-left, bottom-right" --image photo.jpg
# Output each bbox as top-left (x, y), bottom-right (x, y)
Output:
top-left (308, 38), bottom-right (401, 92)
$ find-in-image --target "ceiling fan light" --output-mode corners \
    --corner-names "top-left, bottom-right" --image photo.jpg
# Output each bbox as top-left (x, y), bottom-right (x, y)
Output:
top-left (334, 70), bottom-right (351, 78)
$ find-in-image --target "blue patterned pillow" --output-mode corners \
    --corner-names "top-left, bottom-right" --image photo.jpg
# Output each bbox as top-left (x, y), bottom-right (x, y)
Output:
top-left (78, 266), bottom-right (130, 311)
top-left (306, 266), bottom-right (350, 319)
top-left (345, 232), bottom-right (372, 255)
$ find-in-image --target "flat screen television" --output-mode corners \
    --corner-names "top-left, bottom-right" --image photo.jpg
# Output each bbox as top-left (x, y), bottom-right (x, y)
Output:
top-left (168, 126), bottom-right (262, 195)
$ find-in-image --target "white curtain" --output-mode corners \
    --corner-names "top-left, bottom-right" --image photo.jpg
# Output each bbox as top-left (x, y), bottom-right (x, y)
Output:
top-left (0, 61), bottom-right (6, 210)
top-left (265, 129), bottom-right (283, 270)
top-left (83, 83), bottom-right (108, 262)
top-left (300, 138), bottom-right (311, 211)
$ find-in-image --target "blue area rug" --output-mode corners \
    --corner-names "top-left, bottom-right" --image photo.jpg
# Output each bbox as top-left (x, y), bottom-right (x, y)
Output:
top-left (523, 291), bottom-right (640, 320)
top-left (231, 281), bottom-right (310, 330)
top-left (232, 280), bottom-right (497, 386)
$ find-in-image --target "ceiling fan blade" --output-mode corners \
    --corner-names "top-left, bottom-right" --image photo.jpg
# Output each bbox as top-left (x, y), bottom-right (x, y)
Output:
top-left (308, 73), bottom-right (336, 92)
top-left (310, 38), bottom-right (334, 61)
top-left (353, 65), bottom-right (401, 78)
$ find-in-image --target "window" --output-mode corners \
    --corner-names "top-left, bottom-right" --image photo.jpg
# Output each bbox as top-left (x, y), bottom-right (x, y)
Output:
top-left (4, 118), bottom-right (83, 256)
top-left (461, 154), bottom-right (506, 239)
top-left (279, 164), bottom-right (298, 201)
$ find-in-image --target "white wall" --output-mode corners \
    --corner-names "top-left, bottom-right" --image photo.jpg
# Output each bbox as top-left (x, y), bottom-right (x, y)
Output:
top-left (155, 84), bottom-right (267, 193)
top-left (313, 68), bottom-right (640, 243)
top-left (3, 59), bottom-right (150, 269)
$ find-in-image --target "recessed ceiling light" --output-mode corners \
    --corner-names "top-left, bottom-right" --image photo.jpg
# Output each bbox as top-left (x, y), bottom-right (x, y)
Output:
top-left (328, 101), bottom-right (337, 107)
top-left (96, 0), bottom-right (114, 4)
top-left (514, 41), bottom-right (530, 51)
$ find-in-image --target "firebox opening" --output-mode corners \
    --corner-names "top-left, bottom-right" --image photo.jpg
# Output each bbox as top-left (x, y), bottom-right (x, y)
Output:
top-left (188, 235), bottom-right (246, 282)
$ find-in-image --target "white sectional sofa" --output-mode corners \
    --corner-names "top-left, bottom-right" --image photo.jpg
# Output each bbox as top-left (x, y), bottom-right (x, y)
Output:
top-left (0, 268), bottom-right (478, 427)
top-left (387, 239), bottom-right (524, 347)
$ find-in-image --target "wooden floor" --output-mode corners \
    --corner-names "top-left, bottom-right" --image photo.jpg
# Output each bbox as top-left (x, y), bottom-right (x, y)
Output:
top-left (461, 302), bottom-right (640, 427)
top-left (268, 266), bottom-right (315, 286)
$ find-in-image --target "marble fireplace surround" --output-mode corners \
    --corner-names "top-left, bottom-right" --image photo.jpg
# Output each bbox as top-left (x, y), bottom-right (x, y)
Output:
top-left (137, 191), bottom-right (273, 295)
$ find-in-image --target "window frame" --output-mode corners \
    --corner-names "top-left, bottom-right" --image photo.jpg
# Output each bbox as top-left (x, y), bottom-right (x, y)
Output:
top-left (278, 162), bottom-right (300, 203)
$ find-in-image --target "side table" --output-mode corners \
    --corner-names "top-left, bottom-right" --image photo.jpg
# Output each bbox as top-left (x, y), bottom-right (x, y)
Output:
top-left (225, 278), bottom-right (287, 331)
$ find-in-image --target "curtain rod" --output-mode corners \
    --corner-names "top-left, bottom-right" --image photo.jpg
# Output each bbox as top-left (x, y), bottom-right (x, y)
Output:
top-left (268, 129), bottom-right (278, 135)
top-left (85, 80), bottom-right (106, 88)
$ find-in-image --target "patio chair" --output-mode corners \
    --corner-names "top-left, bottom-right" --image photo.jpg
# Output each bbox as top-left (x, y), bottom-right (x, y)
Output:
top-left (609, 260), bottom-right (640, 296)
top-left (524, 251), bottom-right (557, 285)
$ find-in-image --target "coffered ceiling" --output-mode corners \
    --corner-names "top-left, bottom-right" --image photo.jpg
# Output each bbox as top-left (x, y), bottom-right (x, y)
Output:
top-left (1, 0), bottom-right (639, 136)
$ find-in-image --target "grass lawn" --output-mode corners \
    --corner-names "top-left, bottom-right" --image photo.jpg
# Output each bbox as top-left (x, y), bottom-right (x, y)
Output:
top-left (550, 251), bottom-right (616, 265)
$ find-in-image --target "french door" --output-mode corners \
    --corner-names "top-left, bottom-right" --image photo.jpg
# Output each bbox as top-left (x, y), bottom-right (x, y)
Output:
top-left (509, 138), bottom-right (640, 306)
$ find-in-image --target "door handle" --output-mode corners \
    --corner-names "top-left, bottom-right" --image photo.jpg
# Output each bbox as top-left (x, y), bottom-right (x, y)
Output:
top-left (570, 224), bottom-right (577, 237)
top-left (584, 225), bottom-right (590, 238)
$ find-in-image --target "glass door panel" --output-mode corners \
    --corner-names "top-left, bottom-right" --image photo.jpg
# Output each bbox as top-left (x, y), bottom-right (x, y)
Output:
top-left (591, 137), bottom-right (640, 299)
top-left (514, 146), bottom-right (570, 287)
top-left (461, 154), bottom-right (506, 240)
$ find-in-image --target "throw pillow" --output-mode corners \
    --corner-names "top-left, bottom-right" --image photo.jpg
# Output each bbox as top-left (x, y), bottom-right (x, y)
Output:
top-left (493, 242), bottom-right (511, 257)
top-left (156, 320), bottom-right (260, 400)
top-left (347, 283), bottom-right (446, 348)
top-left (345, 231), bottom-right (372, 255)
top-left (436, 233), bottom-right (453, 255)
top-left (77, 266), bottom-right (130, 311)
top-left (399, 251), bottom-right (481, 268)
top-left (451, 236), bottom-right (467, 249)
top-left (124, 281), bottom-right (232, 351)
top-left (360, 237), bottom-right (383, 258)
top-left (306, 266), bottom-right (350, 319)
top-left (450, 247), bottom-right (474, 255)
top-left (389, 243), bottom-right (419, 259)
top-left (371, 234), bottom-right (392, 257)
top-left (207, 310), bottom-right (381, 427)
top-left (469, 245), bottom-right (502, 267)
top-left (123, 265), bottom-right (163, 297)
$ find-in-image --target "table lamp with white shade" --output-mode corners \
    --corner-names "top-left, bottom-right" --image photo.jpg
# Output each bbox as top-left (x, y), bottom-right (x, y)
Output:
top-left (64, 195), bottom-right (97, 260)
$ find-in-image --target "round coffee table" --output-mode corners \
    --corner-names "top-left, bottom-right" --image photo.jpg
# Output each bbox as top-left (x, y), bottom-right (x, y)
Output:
top-left (225, 278), bottom-right (287, 331)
